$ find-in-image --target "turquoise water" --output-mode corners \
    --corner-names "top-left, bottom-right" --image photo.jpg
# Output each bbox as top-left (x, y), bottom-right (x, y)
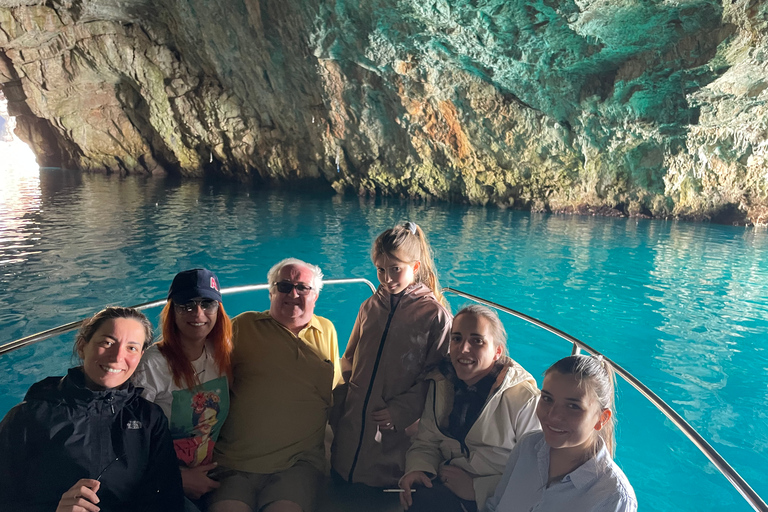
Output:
top-left (1, 169), bottom-right (767, 511)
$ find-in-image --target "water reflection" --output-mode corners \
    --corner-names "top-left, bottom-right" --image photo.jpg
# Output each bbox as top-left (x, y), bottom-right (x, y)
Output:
top-left (0, 165), bottom-right (41, 269)
top-left (0, 94), bottom-right (42, 270)
top-left (648, 221), bottom-right (768, 459)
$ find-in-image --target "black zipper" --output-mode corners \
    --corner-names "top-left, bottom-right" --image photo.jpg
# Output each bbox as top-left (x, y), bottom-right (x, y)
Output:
top-left (101, 393), bottom-right (116, 480)
top-left (347, 296), bottom-right (401, 482)
top-left (433, 373), bottom-right (506, 459)
top-left (430, 379), bottom-right (471, 457)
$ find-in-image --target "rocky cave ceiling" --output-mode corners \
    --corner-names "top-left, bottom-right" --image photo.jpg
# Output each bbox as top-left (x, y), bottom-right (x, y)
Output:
top-left (0, 0), bottom-right (766, 223)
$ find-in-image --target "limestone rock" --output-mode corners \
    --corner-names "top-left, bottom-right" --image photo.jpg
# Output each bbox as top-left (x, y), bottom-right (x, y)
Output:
top-left (0, 0), bottom-right (766, 224)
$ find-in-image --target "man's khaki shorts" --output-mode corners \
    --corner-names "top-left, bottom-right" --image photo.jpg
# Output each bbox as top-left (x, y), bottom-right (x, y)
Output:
top-left (207, 460), bottom-right (323, 512)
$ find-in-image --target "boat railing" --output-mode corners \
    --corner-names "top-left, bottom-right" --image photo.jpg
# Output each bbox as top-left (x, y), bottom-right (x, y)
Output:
top-left (443, 287), bottom-right (768, 512)
top-left (0, 279), bottom-right (765, 511)
top-left (0, 278), bottom-right (377, 356)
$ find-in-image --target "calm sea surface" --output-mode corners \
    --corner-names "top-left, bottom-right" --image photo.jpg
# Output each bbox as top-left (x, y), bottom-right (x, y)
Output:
top-left (1, 165), bottom-right (767, 511)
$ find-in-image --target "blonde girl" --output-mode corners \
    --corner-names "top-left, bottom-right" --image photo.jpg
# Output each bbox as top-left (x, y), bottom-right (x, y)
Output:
top-left (331, 221), bottom-right (452, 487)
top-left (485, 355), bottom-right (637, 512)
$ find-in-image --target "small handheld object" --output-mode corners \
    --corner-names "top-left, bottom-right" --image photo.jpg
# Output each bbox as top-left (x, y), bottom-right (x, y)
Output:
top-left (207, 466), bottom-right (237, 481)
top-left (383, 489), bottom-right (416, 493)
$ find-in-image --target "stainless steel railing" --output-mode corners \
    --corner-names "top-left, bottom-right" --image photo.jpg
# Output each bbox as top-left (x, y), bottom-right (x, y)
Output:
top-left (443, 287), bottom-right (768, 512)
top-left (0, 278), bottom-right (376, 356)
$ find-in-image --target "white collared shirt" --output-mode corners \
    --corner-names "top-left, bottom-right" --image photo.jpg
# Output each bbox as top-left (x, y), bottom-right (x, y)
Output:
top-left (484, 431), bottom-right (637, 512)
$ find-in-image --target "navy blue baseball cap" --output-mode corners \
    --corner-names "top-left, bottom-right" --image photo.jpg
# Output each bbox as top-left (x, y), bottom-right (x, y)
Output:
top-left (168, 268), bottom-right (222, 303)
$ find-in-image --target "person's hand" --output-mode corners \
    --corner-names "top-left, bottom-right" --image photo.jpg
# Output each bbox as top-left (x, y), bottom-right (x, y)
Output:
top-left (56, 479), bottom-right (101, 512)
top-left (399, 471), bottom-right (432, 510)
top-left (181, 463), bottom-right (221, 500)
top-left (371, 407), bottom-right (395, 430)
top-left (439, 465), bottom-right (475, 501)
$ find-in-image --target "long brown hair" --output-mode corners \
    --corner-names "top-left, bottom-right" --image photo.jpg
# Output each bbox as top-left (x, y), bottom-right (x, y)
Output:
top-left (372, 222), bottom-right (447, 308)
top-left (157, 301), bottom-right (233, 389)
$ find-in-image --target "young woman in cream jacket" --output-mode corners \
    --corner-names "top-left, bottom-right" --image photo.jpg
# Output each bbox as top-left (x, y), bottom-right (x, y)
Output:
top-left (399, 305), bottom-right (541, 512)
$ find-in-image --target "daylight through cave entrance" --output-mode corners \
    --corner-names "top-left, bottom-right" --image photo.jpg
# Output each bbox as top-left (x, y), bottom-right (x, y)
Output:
top-left (0, 90), bottom-right (39, 177)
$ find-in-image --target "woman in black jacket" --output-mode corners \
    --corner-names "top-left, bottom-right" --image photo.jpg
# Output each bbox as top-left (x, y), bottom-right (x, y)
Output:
top-left (0, 306), bottom-right (184, 512)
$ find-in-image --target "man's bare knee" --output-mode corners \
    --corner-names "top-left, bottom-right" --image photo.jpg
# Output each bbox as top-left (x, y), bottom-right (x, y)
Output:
top-left (209, 500), bottom-right (254, 512)
top-left (262, 500), bottom-right (303, 512)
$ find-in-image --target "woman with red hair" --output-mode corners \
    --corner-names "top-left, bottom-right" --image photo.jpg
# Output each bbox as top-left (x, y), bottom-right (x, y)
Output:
top-left (133, 268), bottom-right (233, 511)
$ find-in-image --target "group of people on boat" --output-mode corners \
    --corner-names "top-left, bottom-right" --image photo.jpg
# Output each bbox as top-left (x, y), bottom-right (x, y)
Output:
top-left (0, 222), bottom-right (637, 512)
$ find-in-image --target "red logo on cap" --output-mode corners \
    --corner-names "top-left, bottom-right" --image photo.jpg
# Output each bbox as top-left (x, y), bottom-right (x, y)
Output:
top-left (210, 277), bottom-right (219, 291)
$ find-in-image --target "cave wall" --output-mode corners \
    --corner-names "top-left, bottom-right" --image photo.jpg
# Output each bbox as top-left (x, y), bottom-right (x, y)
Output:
top-left (0, 0), bottom-right (766, 223)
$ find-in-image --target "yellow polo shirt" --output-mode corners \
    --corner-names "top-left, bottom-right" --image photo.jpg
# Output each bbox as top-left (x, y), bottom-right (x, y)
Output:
top-left (214, 311), bottom-right (341, 473)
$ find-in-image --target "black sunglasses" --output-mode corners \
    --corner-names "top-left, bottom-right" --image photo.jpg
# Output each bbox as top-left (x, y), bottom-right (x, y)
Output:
top-left (274, 281), bottom-right (313, 295)
top-left (174, 299), bottom-right (219, 314)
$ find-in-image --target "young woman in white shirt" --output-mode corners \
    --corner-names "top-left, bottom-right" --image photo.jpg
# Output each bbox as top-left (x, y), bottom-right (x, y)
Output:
top-left (484, 355), bottom-right (637, 512)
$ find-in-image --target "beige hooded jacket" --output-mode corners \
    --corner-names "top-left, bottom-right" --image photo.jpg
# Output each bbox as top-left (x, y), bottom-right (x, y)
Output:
top-left (403, 357), bottom-right (541, 509)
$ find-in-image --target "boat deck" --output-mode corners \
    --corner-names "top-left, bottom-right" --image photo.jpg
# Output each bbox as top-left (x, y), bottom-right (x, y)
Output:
top-left (318, 426), bottom-right (403, 512)
top-left (317, 479), bottom-right (402, 512)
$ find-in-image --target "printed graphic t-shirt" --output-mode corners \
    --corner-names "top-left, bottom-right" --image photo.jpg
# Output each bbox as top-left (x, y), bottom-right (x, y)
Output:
top-left (133, 342), bottom-right (229, 467)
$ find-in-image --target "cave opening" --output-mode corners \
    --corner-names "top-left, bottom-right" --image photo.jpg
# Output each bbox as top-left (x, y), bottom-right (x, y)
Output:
top-left (0, 91), bottom-right (39, 178)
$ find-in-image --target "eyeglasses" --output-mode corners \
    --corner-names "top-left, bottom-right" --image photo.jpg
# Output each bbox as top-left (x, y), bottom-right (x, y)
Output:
top-left (174, 299), bottom-right (219, 314)
top-left (274, 281), bottom-right (314, 295)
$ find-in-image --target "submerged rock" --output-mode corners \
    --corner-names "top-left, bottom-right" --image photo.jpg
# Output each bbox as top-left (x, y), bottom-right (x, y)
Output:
top-left (0, 0), bottom-right (766, 224)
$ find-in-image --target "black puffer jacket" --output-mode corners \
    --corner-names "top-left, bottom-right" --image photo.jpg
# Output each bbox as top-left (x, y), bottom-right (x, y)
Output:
top-left (0, 367), bottom-right (184, 512)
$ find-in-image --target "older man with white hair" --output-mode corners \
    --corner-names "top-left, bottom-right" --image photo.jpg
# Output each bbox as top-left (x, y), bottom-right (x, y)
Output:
top-left (209, 258), bottom-right (341, 512)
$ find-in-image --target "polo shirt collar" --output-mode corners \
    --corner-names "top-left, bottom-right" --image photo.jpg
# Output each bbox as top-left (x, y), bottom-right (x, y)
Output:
top-left (299, 314), bottom-right (323, 336)
top-left (255, 311), bottom-right (322, 336)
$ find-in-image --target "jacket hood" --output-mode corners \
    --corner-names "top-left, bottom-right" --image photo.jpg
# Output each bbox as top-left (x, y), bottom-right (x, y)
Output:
top-left (432, 355), bottom-right (537, 398)
top-left (492, 356), bottom-right (537, 392)
top-left (24, 366), bottom-right (142, 406)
